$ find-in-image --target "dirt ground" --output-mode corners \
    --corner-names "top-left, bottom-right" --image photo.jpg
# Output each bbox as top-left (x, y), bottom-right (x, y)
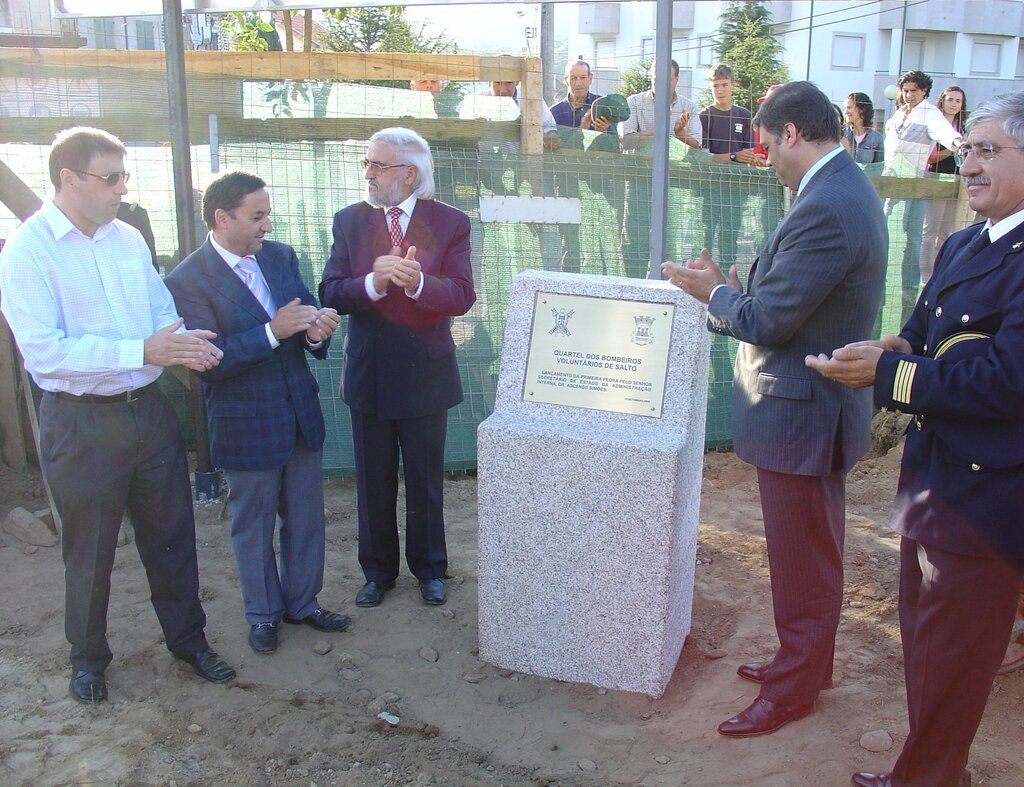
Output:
top-left (1, 437), bottom-right (1021, 787)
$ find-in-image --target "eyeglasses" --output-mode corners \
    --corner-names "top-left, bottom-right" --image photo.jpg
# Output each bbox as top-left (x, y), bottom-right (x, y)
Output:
top-left (953, 143), bottom-right (1024, 167)
top-left (362, 159), bottom-right (411, 175)
top-left (75, 170), bottom-right (130, 186)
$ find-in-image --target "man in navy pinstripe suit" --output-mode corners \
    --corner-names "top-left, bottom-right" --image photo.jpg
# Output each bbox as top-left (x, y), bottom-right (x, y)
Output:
top-left (664, 82), bottom-right (887, 737)
top-left (167, 171), bottom-right (352, 655)
top-left (320, 128), bottom-right (476, 609)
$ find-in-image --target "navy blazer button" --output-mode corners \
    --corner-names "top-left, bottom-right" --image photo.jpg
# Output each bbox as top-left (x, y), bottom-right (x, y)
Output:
top-left (935, 306), bottom-right (942, 316)
top-left (916, 420), bottom-right (922, 430)
top-left (971, 463), bottom-right (981, 472)
top-left (961, 314), bottom-right (969, 323)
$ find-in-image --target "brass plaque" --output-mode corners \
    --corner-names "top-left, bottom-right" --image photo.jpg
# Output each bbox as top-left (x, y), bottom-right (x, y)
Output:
top-left (522, 292), bottom-right (675, 418)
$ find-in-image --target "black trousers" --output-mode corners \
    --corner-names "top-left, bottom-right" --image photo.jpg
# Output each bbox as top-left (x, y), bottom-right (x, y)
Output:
top-left (350, 409), bottom-right (448, 584)
top-left (755, 464), bottom-right (846, 706)
top-left (39, 386), bottom-right (208, 673)
top-left (891, 538), bottom-right (1023, 787)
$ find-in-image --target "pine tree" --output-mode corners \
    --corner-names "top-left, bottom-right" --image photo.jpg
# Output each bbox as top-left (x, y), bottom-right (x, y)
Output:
top-left (712, 1), bottom-right (788, 112)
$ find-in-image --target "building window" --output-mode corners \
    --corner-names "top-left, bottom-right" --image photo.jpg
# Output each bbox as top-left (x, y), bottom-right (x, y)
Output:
top-left (640, 37), bottom-right (654, 63)
top-left (0, 0), bottom-right (12, 31)
top-left (95, 17), bottom-right (117, 49)
top-left (594, 40), bottom-right (616, 69)
top-left (971, 39), bottom-right (1001, 75)
top-left (900, 37), bottom-right (923, 71)
top-left (697, 36), bottom-right (714, 68)
top-left (135, 20), bottom-right (156, 50)
top-left (1017, 41), bottom-right (1024, 78)
top-left (831, 33), bottom-right (864, 70)
top-left (876, 29), bottom-right (892, 73)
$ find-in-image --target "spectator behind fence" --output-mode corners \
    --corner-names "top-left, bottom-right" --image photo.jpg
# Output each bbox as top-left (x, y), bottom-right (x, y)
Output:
top-left (618, 59), bottom-right (701, 278)
top-left (549, 59), bottom-right (620, 273)
top-left (460, 70), bottom-right (558, 197)
top-left (843, 92), bottom-right (885, 165)
top-left (919, 85), bottom-right (969, 285)
top-left (806, 89), bottom-right (1024, 787)
top-left (117, 200), bottom-right (158, 270)
top-left (883, 70), bottom-right (963, 320)
top-left (663, 81), bottom-right (887, 739)
top-left (699, 63), bottom-right (767, 271)
top-left (319, 127), bottom-right (476, 610)
top-left (0, 126), bottom-right (236, 704)
top-left (165, 171), bottom-right (351, 657)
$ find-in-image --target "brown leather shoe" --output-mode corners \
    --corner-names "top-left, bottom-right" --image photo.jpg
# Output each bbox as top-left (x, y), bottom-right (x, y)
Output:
top-left (737, 660), bottom-right (834, 689)
top-left (717, 696), bottom-right (814, 737)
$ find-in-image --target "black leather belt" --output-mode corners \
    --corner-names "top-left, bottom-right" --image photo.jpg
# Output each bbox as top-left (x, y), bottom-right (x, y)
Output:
top-left (51, 384), bottom-right (154, 404)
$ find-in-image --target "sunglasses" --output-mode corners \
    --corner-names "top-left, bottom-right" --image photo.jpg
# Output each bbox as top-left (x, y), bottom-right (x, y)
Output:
top-left (75, 170), bottom-right (131, 186)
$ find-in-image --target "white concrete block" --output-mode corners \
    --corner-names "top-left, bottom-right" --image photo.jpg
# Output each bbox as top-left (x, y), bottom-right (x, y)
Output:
top-left (477, 270), bottom-right (710, 697)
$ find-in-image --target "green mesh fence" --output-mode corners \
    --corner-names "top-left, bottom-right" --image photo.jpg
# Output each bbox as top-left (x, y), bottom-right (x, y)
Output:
top-left (0, 129), bottom-right (975, 475)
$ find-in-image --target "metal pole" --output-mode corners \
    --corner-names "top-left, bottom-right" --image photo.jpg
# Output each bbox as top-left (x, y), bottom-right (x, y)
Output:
top-left (897, 0), bottom-right (908, 75)
top-left (805, 1), bottom-right (814, 81)
top-left (162, 0), bottom-right (219, 500)
top-left (540, 3), bottom-right (555, 105)
top-left (648, 0), bottom-right (673, 279)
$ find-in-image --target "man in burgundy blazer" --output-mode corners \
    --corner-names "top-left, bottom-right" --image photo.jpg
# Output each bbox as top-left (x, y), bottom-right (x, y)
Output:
top-left (320, 127), bottom-right (476, 608)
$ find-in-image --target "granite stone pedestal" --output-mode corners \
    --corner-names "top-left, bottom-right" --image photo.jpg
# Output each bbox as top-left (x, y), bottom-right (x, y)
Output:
top-left (477, 270), bottom-right (710, 697)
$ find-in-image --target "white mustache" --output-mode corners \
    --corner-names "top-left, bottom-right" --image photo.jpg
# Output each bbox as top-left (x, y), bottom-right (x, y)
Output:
top-left (964, 176), bottom-right (991, 187)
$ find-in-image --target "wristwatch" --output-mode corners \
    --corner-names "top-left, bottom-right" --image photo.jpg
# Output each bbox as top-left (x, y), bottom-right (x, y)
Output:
top-left (729, 152), bottom-right (738, 162)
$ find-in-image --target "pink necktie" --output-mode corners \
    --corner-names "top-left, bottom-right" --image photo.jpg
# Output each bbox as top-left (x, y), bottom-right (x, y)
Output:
top-left (237, 256), bottom-right (275, 317)
top-left (388, 207), bottom-right (404, 248)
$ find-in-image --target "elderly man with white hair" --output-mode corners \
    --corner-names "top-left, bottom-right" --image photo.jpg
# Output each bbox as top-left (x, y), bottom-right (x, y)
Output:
top-left (319, 128), bottom-right (476, 609)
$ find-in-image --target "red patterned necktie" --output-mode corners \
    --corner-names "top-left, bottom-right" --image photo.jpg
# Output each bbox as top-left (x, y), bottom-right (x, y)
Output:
top-left (388, 207), bottom-right (404, 248)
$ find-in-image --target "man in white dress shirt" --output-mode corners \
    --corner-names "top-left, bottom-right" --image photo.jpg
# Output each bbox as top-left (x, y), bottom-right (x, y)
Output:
top-left (0, 127), bottom-right (236, 704)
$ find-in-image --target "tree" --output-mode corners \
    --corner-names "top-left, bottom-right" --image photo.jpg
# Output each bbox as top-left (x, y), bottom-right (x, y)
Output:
top-left (615, 60), bottom-right (652, 97)
top-left (219, 12), bottom-right (281, 52)
top-left (319, 8), bottom-right (458, 90)
top-left (223, 8), bottom-right (459, 118)
top-left (711, 1), bottom-right (788, 112)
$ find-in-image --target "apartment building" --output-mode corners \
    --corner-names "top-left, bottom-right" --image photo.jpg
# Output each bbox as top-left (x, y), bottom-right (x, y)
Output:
top-left (569, 0), bottom-right (1024, 113)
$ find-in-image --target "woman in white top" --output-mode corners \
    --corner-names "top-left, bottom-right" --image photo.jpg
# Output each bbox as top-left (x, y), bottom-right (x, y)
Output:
top-left (919, 85), bottom-right (968, 284)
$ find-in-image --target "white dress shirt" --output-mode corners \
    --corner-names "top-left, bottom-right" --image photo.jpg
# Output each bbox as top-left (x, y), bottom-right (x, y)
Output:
top-left (884, 99), bottom-right (961, 178)
top-left (0, 200), bottom-right (181, 395)
top-left (364, 193), bottom-right (425, 301)
top-left (619, 89), bottom-right (703, 145)
top-left (208, 231), bottom-right (280, 349)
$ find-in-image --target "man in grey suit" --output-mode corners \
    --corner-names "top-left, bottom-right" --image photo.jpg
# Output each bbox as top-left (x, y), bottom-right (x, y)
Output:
top-left (663, 81), bottom-right (887, 737)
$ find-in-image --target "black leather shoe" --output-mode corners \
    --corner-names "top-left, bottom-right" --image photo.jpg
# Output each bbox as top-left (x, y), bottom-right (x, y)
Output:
top-left (737, 661), bottom-right (834, 689)
top-left (175, 648), bottom-right (236, 683)
top-left (284, 606), bottom-right (351, 632)
top-left (419, 578), bottom-right (448, 606)
top-left (717, 696), bottom-right (814, 737)
top-left (248, 622), bottom-right (279, 654)
top-left (70, 670), bottom-right (107, 704)
top-left (355, 580), bottom-right (396, 608)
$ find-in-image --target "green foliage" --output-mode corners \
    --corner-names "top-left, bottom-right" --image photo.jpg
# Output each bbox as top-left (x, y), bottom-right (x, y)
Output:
top-left (615, 60), bottom-right (652, 97)
top-left (319, 7), bottom-right (457, 88)
top-left (220, 12), bottom-right (280, 52)
top-left (712, 1), bottom-right (788, 112)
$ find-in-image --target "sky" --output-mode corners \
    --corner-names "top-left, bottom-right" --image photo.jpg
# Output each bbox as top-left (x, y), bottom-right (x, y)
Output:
top-left (405, 3), bottom-right (573, 56)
